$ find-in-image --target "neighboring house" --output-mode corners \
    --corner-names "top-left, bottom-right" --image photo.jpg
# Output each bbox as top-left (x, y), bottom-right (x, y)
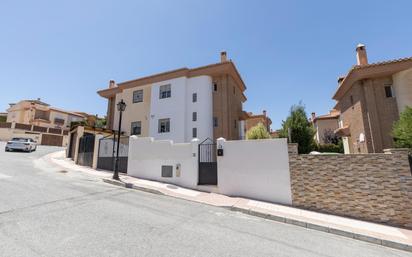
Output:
top-left (6, 99), bottom-right (86, 129)
top-left (333, 44), bottom-right (412, 154)
top-left (311, 110), bottom-right (340, 145)
top-left (240, 110), bottom-right (272, 139)
top-left (97, 52), bottom-right (247, 143)
top-left (0, 112), bottom-right (7, 122)
top-left (0, 99), bottom-right (87, 146)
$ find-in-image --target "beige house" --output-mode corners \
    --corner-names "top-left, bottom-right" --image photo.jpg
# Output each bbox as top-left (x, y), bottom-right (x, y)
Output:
top-left (98, 52), bottom-right (247, 143)
top-left (333, 44), bottom-right (412, 153)
top-left (6, 99), bottom-right (85, 129)
top-left (311, 110), bottom-right (340, 145)
top-left (241, 110), bottom-right (272, 138)
top-left (0, 99), bottom-right (87, 146)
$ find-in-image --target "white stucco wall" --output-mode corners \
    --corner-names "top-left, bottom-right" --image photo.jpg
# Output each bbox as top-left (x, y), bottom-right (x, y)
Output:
top-left (185, 76), bottom-right (213, 142)
top-left (148, 76), bottom-right (213, 143)
top-left (127, 136), bottom-right (199, 189)
top-left (393, 68), bottom-right (412, 114)
top-left (216, 138), bottom-right (292, 204)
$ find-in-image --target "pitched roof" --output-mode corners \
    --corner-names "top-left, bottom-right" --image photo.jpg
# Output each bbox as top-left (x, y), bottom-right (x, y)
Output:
top-left (97, 61), bottom-right (247, 100)
top-left (333, 56), bottom-right (412, 100)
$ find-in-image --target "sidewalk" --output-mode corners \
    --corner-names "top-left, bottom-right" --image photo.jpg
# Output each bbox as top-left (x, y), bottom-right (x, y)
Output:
top-left (45, 150), bottom-right (412, 253)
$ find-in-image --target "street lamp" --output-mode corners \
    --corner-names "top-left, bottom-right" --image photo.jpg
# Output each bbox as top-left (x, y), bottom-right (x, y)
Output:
top-left (113, 99), bottom-right (126, 180)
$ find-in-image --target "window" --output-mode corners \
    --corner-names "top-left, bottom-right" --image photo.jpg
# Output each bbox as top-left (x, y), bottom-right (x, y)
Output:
top-left (213, 83), bottom-right (217, 91)
top-left (192, 93), bottom-right (197, 102)
top-left (158, 118), bottom-right (170, 133)
top-left (159, 84), bottom-right (171, 99)
top-left (384, 85), bottom-right (393, 98)
top-left (192, 128), bottom-right (197, 138)
top-left (233, 86), bottom-right (235, 95)
top-left (213, 117), bottom-right (218, 127)
top-left (234, 120), bottom-right (237, 128)
top-left (54, 117), bottom-right (65, 125)
top-left (192, 112), bottom-right (197, 121)
top-left (131, 121), bottom-right (141, 135)
top-left (133, 90), bottom-right (143, 103)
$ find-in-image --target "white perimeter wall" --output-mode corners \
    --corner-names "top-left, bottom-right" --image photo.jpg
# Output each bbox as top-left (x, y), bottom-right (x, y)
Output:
top-left (217, 138), bottom-right (292, 204)
top-left (127, 136), bottom-right (199, 189)
top-left (127, 136), bottom-right (293, 205)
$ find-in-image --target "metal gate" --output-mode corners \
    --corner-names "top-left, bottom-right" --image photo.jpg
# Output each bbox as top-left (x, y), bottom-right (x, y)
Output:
top-left (41, 134), bottom-right (63, 146)
top-left (97, 135), bottom-right (128, 173)
top-left (77, 133), bottom-right (95, 167)
top-left (198, 138), bottom-right (217, 185)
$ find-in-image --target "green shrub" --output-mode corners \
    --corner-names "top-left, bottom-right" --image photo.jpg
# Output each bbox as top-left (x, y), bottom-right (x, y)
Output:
top-left (246, 122), bottom-right (271, 140)
top-left (393, 106), bottom-right (412, 149)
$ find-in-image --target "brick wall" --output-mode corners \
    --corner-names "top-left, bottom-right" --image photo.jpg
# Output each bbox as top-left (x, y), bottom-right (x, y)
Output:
top-left (288, 144), bottom-right (412, 228)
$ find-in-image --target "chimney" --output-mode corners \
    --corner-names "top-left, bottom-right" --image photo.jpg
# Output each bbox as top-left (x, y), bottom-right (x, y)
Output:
top-left (220, 51), bottom-right (227, 62)
top-left (356, 43), bottom-right (368, 65)
top-left (337, 76), bottom-right (345, 85)
top-left (263, 110), bottom-right (267, 116)
top-left (311, 112), bottom-right (316, 121)
top-left (109, 80), bottom-right (116, 88)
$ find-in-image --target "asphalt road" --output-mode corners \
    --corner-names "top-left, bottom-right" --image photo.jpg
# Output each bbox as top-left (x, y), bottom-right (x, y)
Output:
top-left (0, 142), bottom-right (410, 257)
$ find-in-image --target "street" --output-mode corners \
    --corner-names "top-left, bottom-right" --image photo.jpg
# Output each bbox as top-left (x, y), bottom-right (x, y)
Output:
top-left (0, 142), bottom-right (410, 257)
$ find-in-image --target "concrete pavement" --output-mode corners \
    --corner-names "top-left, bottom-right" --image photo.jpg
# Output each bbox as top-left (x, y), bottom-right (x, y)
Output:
top-left (0, 142), bottom-right (411, 256)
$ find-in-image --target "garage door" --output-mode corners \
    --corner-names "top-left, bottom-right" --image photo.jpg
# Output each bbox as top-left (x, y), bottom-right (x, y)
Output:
top-left (42, 134), bottom-right (63, 146)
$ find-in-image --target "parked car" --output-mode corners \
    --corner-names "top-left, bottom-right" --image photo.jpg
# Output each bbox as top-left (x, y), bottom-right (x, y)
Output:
top-left (5, 138), bottom-right (37, 152)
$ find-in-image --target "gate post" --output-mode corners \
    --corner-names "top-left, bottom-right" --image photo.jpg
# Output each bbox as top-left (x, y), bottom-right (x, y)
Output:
top-left (73, 126), bottom-right (84, 164)
top-left (191, 138), bottom-right (200, 186)
top-left (92, 134), bottom-right (104, 169)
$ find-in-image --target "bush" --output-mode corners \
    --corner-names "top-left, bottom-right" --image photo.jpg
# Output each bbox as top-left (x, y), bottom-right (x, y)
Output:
top-left (246, 122), bottom-right (271, 140)
top-left (314, 142), bottom-right (344, 153)
top-left (393, 106), bottom-right (412, 149)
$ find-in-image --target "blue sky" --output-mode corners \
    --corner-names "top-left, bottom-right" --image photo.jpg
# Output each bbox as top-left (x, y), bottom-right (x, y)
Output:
top-left (1, 0), bottom-right (412, 128)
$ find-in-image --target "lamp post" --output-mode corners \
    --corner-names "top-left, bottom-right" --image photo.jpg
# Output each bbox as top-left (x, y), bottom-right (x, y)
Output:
top-left (113, 99), bottom-right (126, 180)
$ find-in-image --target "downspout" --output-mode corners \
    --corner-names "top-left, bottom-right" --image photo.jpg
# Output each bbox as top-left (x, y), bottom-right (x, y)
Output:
top-left (361, 81), bottom-right (376, 153)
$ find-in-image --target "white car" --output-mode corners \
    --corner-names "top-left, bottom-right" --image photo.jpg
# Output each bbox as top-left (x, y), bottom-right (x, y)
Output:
top-left (5, 138), bottom-right (37, 152)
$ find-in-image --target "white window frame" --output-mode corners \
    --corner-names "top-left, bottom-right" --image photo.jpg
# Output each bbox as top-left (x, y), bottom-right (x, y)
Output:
top-left (159, 84), bottom-right (171, 99)
top-left (133, 90), bottom-right (144, 103)
top-left (131, 121), bottom-right (142, 135)
top-left (158, 118), bottom-right (170, 133)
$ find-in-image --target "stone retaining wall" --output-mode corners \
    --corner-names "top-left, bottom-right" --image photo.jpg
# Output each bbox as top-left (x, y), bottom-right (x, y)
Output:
top-left (288, 144), bottom-right (412, 228)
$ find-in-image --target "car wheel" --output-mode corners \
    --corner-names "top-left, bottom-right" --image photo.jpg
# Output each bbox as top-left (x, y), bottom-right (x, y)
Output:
top-left (5, 148), bottom-right (8, 152)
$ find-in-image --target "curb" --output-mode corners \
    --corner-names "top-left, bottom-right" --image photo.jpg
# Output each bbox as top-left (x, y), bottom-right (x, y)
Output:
top-left (229, 207), bottom-right (412, 253)
top-left (102, 178), bottom-right (165, 196)
top-left (104, 178), bottom-right (411, 253)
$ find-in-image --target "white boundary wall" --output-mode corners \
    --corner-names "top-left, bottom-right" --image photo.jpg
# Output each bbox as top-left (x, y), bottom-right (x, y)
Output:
top-left (127, 136), bottom-right (199, 189)
top-left (127, 136), bottom-right (292, 204)
top-left (217, 138), bottom-right (292, 204)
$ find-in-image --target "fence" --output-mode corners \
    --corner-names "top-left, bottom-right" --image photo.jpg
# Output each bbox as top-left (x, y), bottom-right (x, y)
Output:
top-left (288, 144), bottom-right (412, 229)
top-left (97, 135), bottom-right (129, 173)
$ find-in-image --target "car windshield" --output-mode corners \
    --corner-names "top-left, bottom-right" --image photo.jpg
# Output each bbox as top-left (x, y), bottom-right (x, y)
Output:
top-left (11, 138), bottom-right (29, 142)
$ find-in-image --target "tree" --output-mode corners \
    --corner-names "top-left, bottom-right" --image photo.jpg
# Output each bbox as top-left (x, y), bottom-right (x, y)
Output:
top-left (322, 129), bottom-right (340, 145)
top-left (393, 106), bottom-right (412, 149)
top-left (246, 122), bottom-right (271, 140)
top-left (279, 103), bottom-right (316, 154)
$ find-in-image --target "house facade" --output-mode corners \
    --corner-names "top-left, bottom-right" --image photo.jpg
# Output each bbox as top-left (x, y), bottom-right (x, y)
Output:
top-left (311, 110), bottom-right (340, 145)
top-left (0, 99), bottom-right (87, 146)
top-left (97, 52), bottom-right (247, 143)
top-left (6, 99), bottom-right (85, 129)
top-left (333, 44), bottom-right (412, 153)
top-left (241, 110), bottom-right (272, 139)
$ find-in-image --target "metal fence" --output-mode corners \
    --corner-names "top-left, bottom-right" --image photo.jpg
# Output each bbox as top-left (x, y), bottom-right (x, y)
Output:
top-left (97, 135), bottom-right (129, 173)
